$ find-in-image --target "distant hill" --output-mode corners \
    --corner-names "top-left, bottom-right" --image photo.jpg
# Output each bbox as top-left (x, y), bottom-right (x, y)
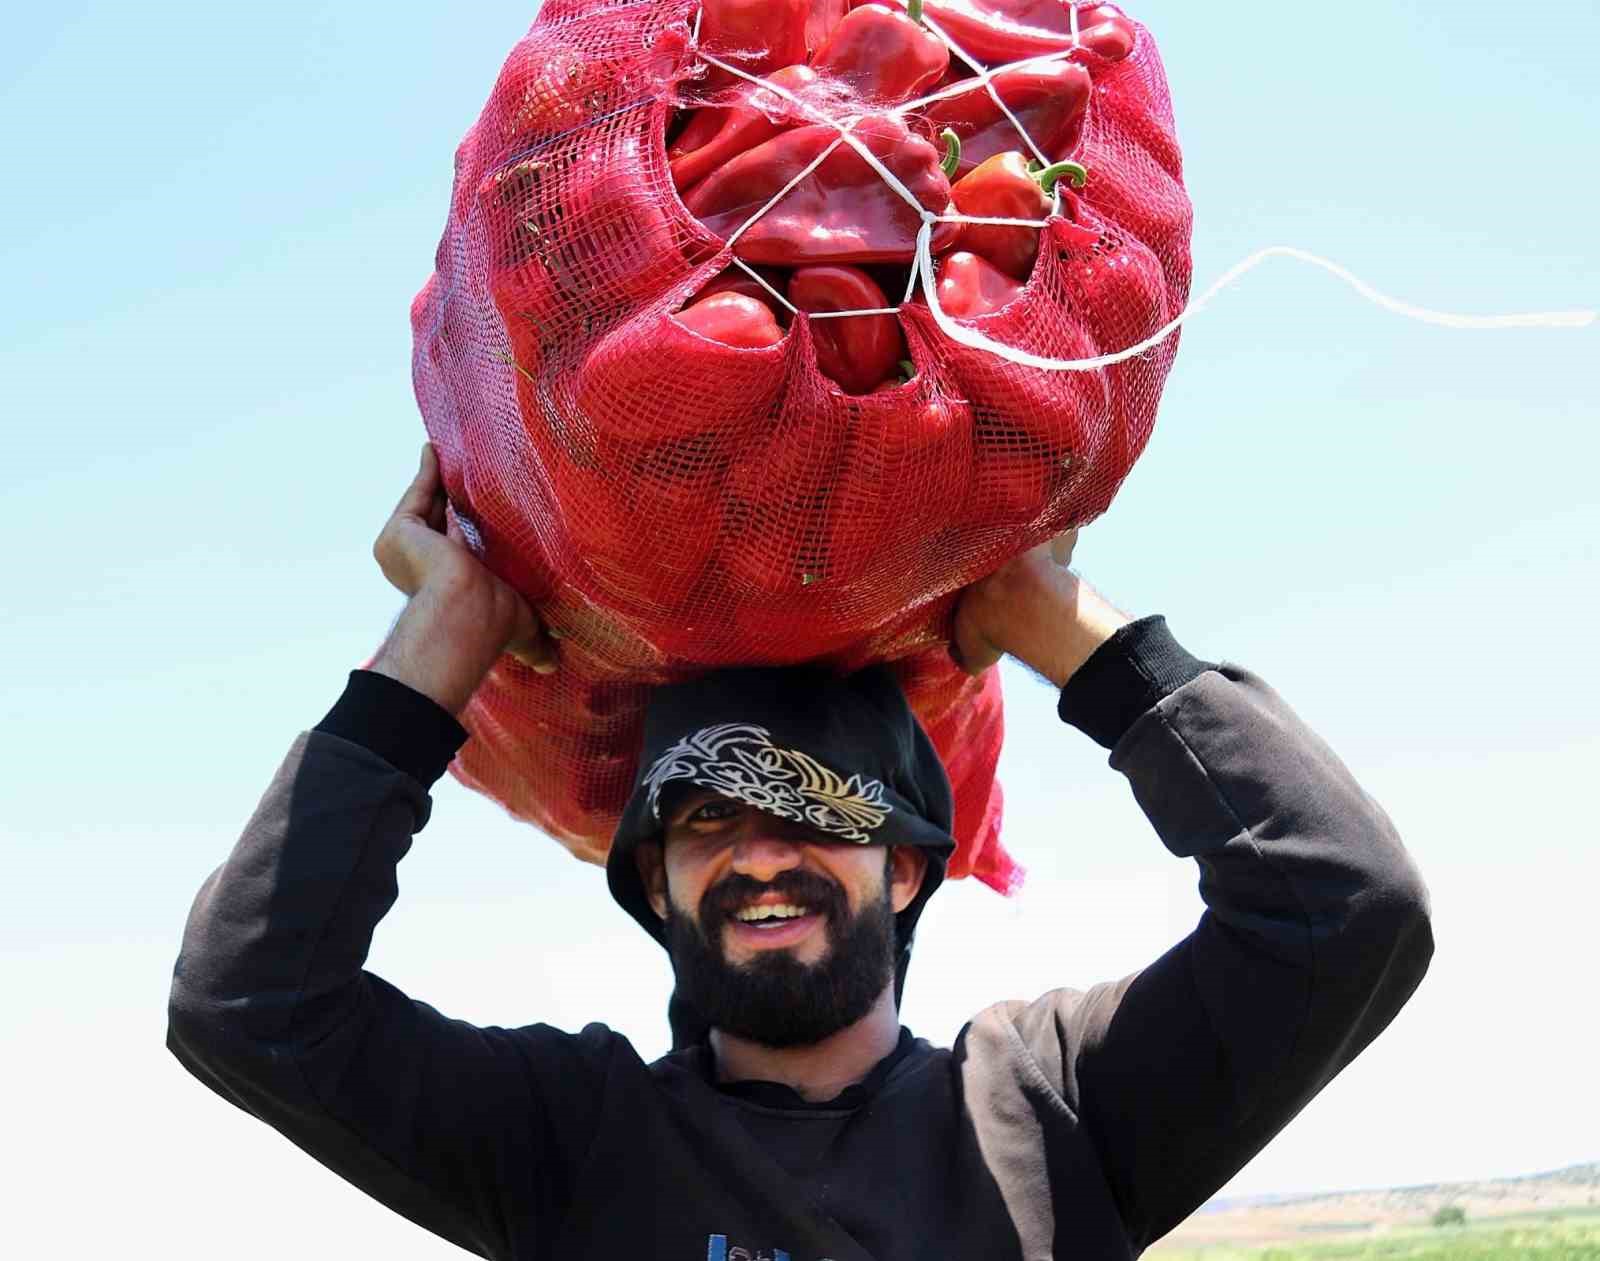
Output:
top-left (1151, 1162), bottom-right (1600, 1252)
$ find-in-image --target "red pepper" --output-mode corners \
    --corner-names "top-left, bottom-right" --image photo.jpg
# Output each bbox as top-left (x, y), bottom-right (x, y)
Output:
top-left (1062, 231), bottom-right (1168, 361)
top-left (577, 306), bottom-right (784, 445)
top-left (699, 0), bottom-right (810, 89)
top-left (875, 0), bottom-right (1135, 67)
top-left (924, 62), bottom-right (1092, 177)
top-left (551, 435), bottom-right (730, 620)
top-left (812, 4), bottom-right (950, 104)
top-left (805, 0), bottom-right (852, 54)
top-left (1074, 4), bottom-right (1136, 61)
top-left (789, 265), bottom-right (905, 393)
top-left (683, 113), bottom-right (961, 265)
top-left (936, 249), bottom-right (1025, 317)
top-left (480, 155), bottom-right (553, 270)
top-left (668, 65), bottom-right (819, 194)
top-left (1055, 229), bottom-right (1173, 520)
top-left (951, 151), bottom-right (1087, 280)
top-left (825, 391), bottom-right (977, 610)
top-left (673, 291), bottom-right (787, 348)
top-left (720, 418), bottom-right (856, 604)
top-left (497, 39), bottom-right (602, 140)
top-left (482, 134), bottom-right (687, 313)
top-left (691, 266), bottom-right (792, 323)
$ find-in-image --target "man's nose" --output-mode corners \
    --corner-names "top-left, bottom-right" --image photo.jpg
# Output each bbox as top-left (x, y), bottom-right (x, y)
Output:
top-left (728, 828), bottom-right (804, 883)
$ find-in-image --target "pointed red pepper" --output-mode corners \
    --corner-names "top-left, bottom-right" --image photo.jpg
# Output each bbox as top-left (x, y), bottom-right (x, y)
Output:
top-left (879, 0), bottom-right (1135, 67)
top-left (699, 0), bottom-right (810, 89)
top-left (924, 61), bottom-right (1092, 178)
top-left (668, 65), bottom-right (820, 194)
top-left (936, 250), bottom-right (1025, 316)
top-left (683, 113), bottom-right (961, 265)
top-left (789, 265), bottom-right (906, 393)
top-left (812, 3), bottom-right (950, 104)
top-left (951, 151), bottom-right (1088, 280)
top-left (672, 291), bottom-right (786, 348)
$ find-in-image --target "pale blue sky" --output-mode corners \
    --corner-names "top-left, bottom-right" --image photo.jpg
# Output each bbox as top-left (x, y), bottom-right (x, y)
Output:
top-left (3, 2), bottom-right (1596, 1256)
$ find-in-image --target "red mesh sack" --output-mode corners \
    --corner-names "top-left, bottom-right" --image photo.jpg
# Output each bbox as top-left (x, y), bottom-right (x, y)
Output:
top-left (410, 0), bottom-right (1192, 892)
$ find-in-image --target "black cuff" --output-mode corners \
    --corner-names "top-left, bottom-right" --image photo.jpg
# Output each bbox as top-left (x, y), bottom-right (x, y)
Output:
top-left (315, 670), bottom-right (469, 788)
top-left (1057, 615), bottom-right (1215, 750)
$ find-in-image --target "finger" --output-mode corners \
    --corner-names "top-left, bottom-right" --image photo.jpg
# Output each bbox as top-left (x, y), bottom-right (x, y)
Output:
top-left (509, 643), bottom-right (558, 674)
top-left (506, 603), bottom-right (559, 675)
top-left (392, 443), bottom-right (442, 522)
top-left (1049, 528), bottom-right (1080, 568)
top-left (427, 486), bottom-right (450, 536)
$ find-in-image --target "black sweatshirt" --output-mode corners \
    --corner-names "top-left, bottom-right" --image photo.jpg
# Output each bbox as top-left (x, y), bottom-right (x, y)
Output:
top-left (167, 619), bottom-right (1433, 1260)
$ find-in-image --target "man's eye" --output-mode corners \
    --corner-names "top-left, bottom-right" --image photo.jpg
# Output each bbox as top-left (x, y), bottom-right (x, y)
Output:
top-left (690, 798), bottom-right (739, 824)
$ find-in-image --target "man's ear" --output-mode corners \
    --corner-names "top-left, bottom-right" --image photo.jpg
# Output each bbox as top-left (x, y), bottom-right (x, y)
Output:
top-left (635, 840), bottom-right (669, 921)
top-left (888, 846), bottom-right (929, 914)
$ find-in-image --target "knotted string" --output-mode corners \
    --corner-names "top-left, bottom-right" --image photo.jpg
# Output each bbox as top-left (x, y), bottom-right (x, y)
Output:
top-left (686, 4), bottom-right (1593, 368)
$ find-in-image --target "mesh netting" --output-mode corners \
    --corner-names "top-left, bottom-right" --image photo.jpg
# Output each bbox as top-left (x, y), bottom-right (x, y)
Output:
top-left (410, 0), bottom-right (1192, 891)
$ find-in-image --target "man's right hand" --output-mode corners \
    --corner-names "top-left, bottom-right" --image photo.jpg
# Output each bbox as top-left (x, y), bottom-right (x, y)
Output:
top-left (951, 530), bottom-right (1133, 687)
top-left (369, 444), bottom-right (556, 716)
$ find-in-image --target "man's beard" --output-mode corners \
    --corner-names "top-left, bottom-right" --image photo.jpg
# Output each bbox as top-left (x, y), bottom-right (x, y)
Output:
top-left (664, 863), bottom-right (898, 1049)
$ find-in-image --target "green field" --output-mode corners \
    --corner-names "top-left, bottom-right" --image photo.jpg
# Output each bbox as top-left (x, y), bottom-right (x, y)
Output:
top-left (1155, 1209), bottom-right (1600, 1260)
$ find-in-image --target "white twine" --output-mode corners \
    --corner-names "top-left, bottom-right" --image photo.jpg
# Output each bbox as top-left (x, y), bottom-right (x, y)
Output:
top-left (896, 47), bottom-right (1080, 115)
top-left (918, 237), bottom-right (1596, 373)
top-left (808, 307), bottom-right (903, 319)
top-left (724, 129), bottom-right (848, 248)
top-left (901, 261), bottom-right (922, 304)
top-left (936, 212), bottom-right (1052, 228)
top-left (688, 7), bottom-right (1596, 361)
top-left (984, 76), bottom-right (1052, 169)
top-left (701, 46), bottom-right (942, 259)
top-left (730, 257), bottom-right (800, 314)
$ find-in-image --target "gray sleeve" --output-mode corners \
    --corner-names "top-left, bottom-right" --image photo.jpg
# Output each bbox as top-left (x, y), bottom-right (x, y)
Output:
top-left (1012, 665), bottom-right (1433, 1249)
top-left (165, 731), bottom-right (609, 1259)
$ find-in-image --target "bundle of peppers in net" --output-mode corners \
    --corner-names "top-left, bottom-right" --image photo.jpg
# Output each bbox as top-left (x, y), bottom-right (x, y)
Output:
top-left (410, 0), bottom-right (1192, 892)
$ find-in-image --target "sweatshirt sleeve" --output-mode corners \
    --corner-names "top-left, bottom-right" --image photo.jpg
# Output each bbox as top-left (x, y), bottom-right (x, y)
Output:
top-left (1011, 624), bottom-right (1434, 1250)
top-left (165, 672), bottom-right (610, 1260)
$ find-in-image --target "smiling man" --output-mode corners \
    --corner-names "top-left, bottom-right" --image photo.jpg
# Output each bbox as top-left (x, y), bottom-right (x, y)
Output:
top-left (168, 447), bottom-right (1434, 1260)
top-left (607, 661), bottom-right (958, 1098)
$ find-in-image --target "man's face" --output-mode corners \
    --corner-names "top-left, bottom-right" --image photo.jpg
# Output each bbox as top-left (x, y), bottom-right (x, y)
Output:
top-left (636, 787), bottom-right (927, 1048)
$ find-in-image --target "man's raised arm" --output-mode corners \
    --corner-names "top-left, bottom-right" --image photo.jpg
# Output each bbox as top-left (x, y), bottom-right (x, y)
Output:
top-left (166, 447), bottom-right (598, 1260)
top-left (954, 538), bottom-right (1434, 1251)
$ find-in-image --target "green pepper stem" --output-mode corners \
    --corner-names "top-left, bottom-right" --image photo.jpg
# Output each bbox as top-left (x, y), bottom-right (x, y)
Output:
top-left (939, 129), bottom-right (961, 178)
top-left (898, 359), bottom-right (916, 382)
top-left (907, 0), bottom-right (925, 24)
top-left (1032, 160), bottom-right (1089, 193)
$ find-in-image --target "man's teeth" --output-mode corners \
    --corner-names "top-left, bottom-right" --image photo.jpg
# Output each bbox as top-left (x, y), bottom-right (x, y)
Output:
top-left (733, 904), bottom-right (810, 924)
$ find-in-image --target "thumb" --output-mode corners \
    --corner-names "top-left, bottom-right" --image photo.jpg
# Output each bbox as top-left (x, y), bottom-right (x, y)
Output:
top-left (505, 598), bottom-right (559, 675)
top-left (951, 611), bottom-right (1003, 678)
top-left (394, 443), bottom-right (443, 522)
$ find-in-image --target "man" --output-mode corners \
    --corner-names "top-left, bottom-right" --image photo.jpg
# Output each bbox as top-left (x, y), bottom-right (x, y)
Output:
top-left (168, 446), bottom-right (1432, 1259)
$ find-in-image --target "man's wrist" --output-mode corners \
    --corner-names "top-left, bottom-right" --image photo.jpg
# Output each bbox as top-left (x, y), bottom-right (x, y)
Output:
top-left (316, 670), bottom-right (468, 786)
top-left (1057, 615), bottom-right (1217, 749)
top-left (1001, 569), bottom-right (1135, 688)
top-left (369, 579), bottom-right (514, 716)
